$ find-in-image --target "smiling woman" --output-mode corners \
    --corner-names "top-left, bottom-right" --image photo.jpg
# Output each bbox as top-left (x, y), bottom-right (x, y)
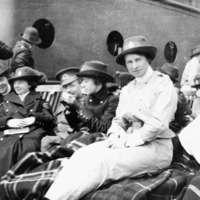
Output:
top-left (0, 66), bottom-right (56, 178)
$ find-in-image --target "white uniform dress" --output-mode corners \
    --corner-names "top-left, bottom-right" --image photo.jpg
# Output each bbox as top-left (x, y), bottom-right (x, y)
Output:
top-left (181, 57), bottom-right (200, 96)
top-left (45, 67), bottom-right (178, 200)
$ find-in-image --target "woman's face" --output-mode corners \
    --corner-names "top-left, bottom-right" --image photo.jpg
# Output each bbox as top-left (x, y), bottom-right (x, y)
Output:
top-left (14, 80), bottom-right (30, 95)
top-left (0, 76), bottom-right (9, 95)
top-left (125, 54), bottom-right (150, 78)
top-left (80, 77), bottom-right (100, 95)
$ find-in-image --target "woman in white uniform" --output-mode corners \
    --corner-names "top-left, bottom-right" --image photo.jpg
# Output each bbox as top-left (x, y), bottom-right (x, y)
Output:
top-left (44, 35), bottom-right (178, 200)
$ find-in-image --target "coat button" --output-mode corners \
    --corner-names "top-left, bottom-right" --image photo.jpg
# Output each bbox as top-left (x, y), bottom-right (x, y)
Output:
top-left (0, 138), bottom-right (3, 141)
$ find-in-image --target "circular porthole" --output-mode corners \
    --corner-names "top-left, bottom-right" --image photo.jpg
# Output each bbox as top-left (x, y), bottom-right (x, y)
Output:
top-left (107, 31), bottom-right (123, 56)
top-left (164, 41), bottom-right (177, 63)
top-left (33, 19), bottom-right (55, 49)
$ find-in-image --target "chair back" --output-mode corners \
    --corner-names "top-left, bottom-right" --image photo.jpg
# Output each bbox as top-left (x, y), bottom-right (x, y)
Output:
top-left (36, 80), bottom-right (62, 113)
top-left (113, 71), bottom-right (134, 88)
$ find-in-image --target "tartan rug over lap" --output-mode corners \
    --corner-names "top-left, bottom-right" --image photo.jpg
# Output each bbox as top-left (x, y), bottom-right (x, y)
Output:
top-left (181, 170), bottom-right (200, 200)
top-left (0, 146), bottom-right (72, 200)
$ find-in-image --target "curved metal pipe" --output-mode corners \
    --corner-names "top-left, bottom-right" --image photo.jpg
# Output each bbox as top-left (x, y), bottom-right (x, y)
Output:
top-left (151, 0), bottom-right (200, 15)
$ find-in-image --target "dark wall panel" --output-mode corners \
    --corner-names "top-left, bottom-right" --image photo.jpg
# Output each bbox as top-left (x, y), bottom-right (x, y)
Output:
top-left (7, 0), bottom-right (200, 79)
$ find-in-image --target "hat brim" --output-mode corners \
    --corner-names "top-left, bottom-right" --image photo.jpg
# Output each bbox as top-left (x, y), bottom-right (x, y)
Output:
top-left (55, 67), bottom-right (80, 80)
top-left (9, 75), bottom-right (40, 82)
top-left (61, 77), bottom-right (79, 86)
top-left (157, 68), bottom-right (179, 83)
top-left (116, 46), bottom-right (157, 66)
top-left (76, 70), bottom-right (114, 83)
top-left (18, 33), bottom-right (42, 45)
top-left (190, 52), bottom-right (200, 58)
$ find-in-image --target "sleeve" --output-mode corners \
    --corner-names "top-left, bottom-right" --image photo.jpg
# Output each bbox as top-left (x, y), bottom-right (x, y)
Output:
top-left (107, 87), bottom-right (130, 137)
top-left (0, 103), bottom-right (12, 130)
top-left (31, 100), bottom-right (57, 131)
top-left (65, 95), bottom-right (119, 133)
top-left (81, 95), bottom-right (119, 133)
top-left (135, 77), bottom-right (178, 141)
top-left (64, 105), bottom-right (83, 130)
top-left (108, 76), bottom-right (178, 142)
top-left (187, 58), bottom-right (200, 85)
top-left (11, 49), bottom-right (34, 71)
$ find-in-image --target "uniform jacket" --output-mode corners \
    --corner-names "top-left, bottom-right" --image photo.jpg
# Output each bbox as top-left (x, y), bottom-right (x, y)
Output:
top-left (65, 86), bottom-right (119, 133)
top-left (54, 103), bottom-right (73, 139)
top-left (0, 91), bottom-right (56, 178)
top-left (170, 90), bottom-right (192, 133)
top-left (11, 40), bottom-right (34, 71)
top-left (108, 68), bottom-right (178, 141)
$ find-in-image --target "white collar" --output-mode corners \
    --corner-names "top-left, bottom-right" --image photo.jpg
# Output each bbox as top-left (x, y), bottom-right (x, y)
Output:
top-left (135, 67), bottom-right (153, 83)
top-left (18, 91), bottom-right (30, 101)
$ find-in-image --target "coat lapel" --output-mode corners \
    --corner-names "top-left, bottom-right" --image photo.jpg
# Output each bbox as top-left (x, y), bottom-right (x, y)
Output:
top-left (23, 91), bottom-right (41, 106)
top-left (4, 92), bottom-right (23, 106)
top-left (4, 91), bottom-right (41, 106)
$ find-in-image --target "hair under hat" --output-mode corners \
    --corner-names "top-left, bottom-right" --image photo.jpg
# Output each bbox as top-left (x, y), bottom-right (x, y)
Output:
top-left (76, 61), bottom-right (114, 83)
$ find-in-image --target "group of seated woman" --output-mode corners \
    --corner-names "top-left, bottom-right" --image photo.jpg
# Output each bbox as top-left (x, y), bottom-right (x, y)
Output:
top-left (0, 35), bottom-right (199, 200)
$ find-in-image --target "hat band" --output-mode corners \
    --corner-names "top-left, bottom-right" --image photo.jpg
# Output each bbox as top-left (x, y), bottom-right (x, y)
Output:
top-left (123, 41), bottom-right (141, 51)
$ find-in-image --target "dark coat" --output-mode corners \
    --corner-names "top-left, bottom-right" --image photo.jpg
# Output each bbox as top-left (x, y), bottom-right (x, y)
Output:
top-left (0, 91), bottom-right (56, 178)
top-left (170, 90), bottom-right (192, 133)
top-left (65, 86), bottom-right (119, 133)
top-left (10, 40), bottom-right (34, 71)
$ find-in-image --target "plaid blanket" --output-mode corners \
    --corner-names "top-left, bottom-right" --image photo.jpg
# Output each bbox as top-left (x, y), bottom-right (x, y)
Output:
top-left (0, 132), bottom-right (195, 200)
top-left (82, 166), bottom-right (194, 200)
top-left (0, 132), bottom-right (106, 200)
top-left (180, 170), bottom-right (200, 200)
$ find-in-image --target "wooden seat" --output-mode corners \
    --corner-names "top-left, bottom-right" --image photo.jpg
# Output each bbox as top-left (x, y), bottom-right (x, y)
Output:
top-left (113, 71), bottom-right (135, 88)
top-left (36, 80), bottom-right (62, 113)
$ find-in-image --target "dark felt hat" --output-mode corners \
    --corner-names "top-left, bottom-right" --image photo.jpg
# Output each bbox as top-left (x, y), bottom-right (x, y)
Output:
top-left (9, 66), bottom-right (41, 82)
top-left (157, 63), bottom-right (179, 83)
top-left (56, 67), bottom-right (80, 86)
top-left (116, 35), bottom-right (157, 66)
top-left (19, 27), bottom-right (41, 44)
top-left (76, 61), bottom-right (114, 82)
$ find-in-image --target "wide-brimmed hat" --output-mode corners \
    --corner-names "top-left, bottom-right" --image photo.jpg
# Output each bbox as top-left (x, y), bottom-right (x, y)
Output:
top-left (157, 63), bottom-right (179, 83)
top-left (76, 61), bottom-right (114, 83)
top-left (9, 66), bottom-right (41, 82)
top-left (116, 35), bottom-right (157, 66)
top-left (19, 27), bottom-right (41, 44)
top-left (0, 64), bottom-right (10, 77)
top-left (56, 67), bottom-right (80, 86)
top-left (190, 44), bottom-right (200, 58)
